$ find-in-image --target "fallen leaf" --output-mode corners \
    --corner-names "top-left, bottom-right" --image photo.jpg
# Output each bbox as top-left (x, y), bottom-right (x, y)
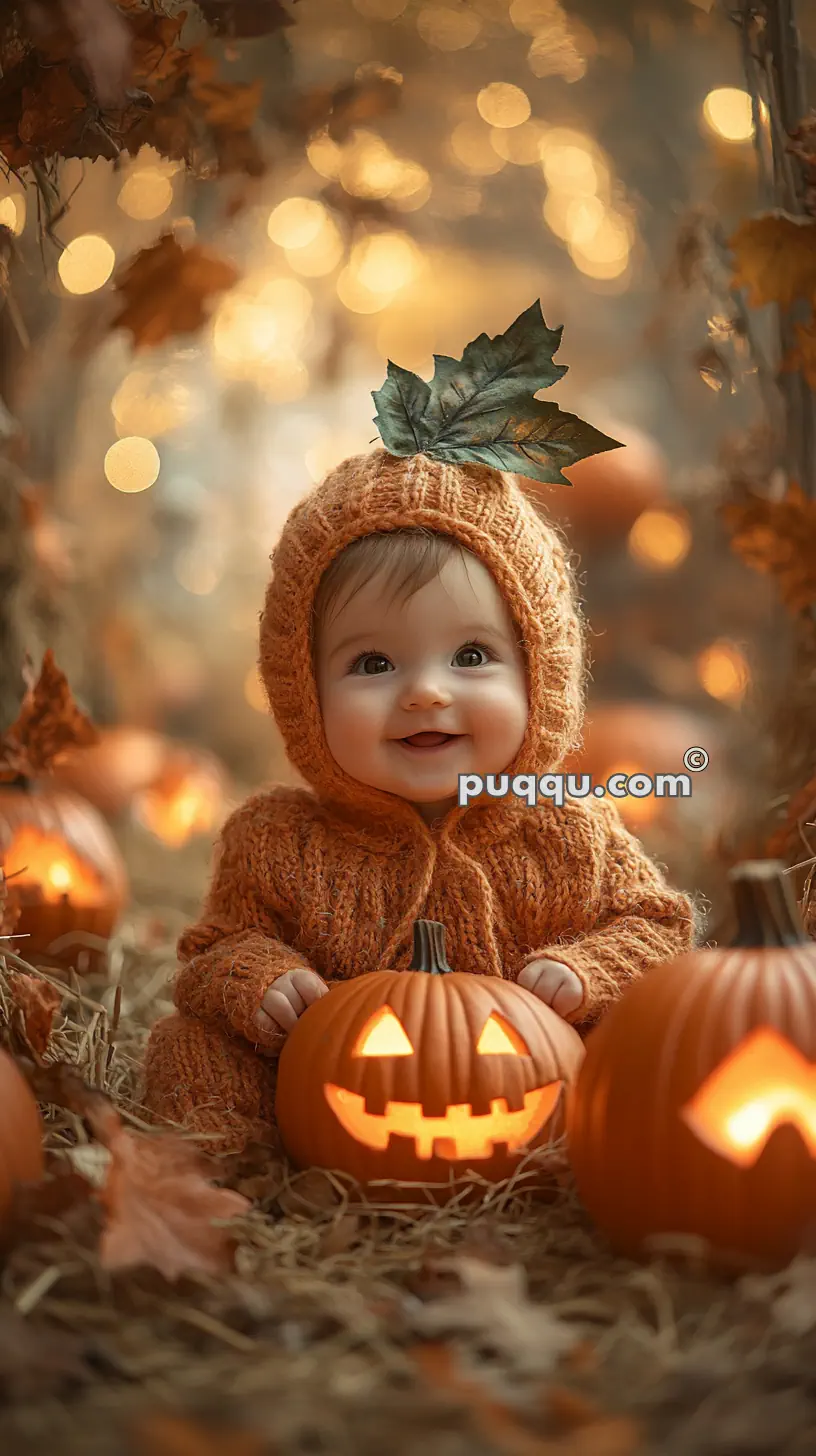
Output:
top-left (85, 1101), bottom-right (251, 1281)
top-left (729, 212), bottom-right (816, 310)
top-left (24, 1057), bottom-right (104, 1117)
top-left (409, 1256), bottom-right (578, 1378)
top-left (720, 481), bottom-right (816, 613)
top-left (134, 1412), bottom-right (266, 1456)
top-left (5, 1167), bottom-right (96, 1245)
top-left (196, 0), bottom-right (296, 38)
top-left (5, 971), bottom-right (62, 1056)
top-left (110, 232), bottom-right (238, 349)
top-left (0, 649), bottom-right (99, 780)
top-left (783, 314), bottom-right (816, 388)
top-left (764, 770), bottom-right (816, 857)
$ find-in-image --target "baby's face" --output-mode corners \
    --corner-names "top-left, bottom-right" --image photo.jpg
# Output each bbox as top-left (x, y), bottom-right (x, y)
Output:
top-left (315, 553), bottom-right (528, 824)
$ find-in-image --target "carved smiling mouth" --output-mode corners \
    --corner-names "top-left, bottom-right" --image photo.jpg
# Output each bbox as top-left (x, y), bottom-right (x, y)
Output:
top-left (323, 1082), bottom-right (562, 1161)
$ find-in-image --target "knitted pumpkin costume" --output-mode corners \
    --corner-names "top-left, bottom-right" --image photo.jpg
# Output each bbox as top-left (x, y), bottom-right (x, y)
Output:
top-left (142, 447), bottom-right (697, 1152)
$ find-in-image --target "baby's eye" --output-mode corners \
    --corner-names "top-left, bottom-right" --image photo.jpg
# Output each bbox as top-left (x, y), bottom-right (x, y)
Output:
top-left (454, 642), bottom-right (493, 668)
top-left (351, 652), bottom-right (392, 675)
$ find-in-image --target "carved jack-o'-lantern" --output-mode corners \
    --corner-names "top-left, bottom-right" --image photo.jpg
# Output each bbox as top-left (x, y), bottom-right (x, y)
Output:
top-left (276, 920), bottom-right (585, 1200)
top-left (568, 861), bottom-right (816, 1272)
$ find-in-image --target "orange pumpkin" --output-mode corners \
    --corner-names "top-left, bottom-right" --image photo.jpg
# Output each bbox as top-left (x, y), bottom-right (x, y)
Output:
top-left (534, 419), bottom-right (667, 540)
top-left (563, 701), bottom-right (717, 831)
top-left (0, 780), bottom-right (128, 974)
top-left (567, 861), bottom-right (816, 1273)
top-left (0, 1050), bottom-right (44, 1224)
top-left (49, 726), bottom-right (228, 845)
top-left (276, 919), bottom-right (585, 1200)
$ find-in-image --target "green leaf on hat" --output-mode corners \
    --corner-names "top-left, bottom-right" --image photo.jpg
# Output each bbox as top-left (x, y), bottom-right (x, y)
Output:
top-left (371, 299), bottom-right (622, 486)
top-left (371, 362), bottom-right (433, 456)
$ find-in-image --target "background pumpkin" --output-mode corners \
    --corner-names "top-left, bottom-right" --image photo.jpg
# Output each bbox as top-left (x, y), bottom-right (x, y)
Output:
top-left (0, 779), bottom-right (128, 975)
top-left (567, 860), bottom-right (816, 1273)
top-left (276, 919), bottom-right (585, 1200)
top-left (532, 418), bottom-right (667, 541)
top-left (0, 1050), bottom-right (44, 1226)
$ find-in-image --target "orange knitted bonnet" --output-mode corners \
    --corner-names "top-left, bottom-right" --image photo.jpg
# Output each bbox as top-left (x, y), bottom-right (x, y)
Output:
top-left (258, 447), bottom-right (586, 836)
top-left (259, 299), bottom-right (618, 842)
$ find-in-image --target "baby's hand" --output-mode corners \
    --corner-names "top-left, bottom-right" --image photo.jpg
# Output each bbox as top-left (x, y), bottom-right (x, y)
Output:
top-left (254, 969), bottom-right (329, 1035)
top-left (517, 958), bottom-right (584, 1018)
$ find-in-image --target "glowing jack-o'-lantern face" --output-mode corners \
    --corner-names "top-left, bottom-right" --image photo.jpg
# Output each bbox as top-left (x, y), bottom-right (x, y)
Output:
top-left (567, 861), bottom-right (816, 1272)
top-left (681, 1028), bottom-right (816, 1168)
top-left (324, 1006), bottom-right (564, 1162)
top-left (276, 929), bottom-right (586, 1202)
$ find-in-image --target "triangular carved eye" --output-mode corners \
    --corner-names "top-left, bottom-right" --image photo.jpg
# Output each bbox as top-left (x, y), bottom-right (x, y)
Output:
top-left (477, 1013), bottom-right (529, 1056)
top-left (353, 1007), bottom-right (414, 1057)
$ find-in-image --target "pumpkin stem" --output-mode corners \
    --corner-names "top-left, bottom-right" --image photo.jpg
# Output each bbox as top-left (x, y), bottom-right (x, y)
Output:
top-left (728, 860), bottom-right (809, 948)
top-left (409, 919), bottom-right (453, 974)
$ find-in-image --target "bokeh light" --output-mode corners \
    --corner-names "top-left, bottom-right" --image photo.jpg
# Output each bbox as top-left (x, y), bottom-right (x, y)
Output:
top-left (267, 197), bottom-right (328, 249)
top-left (477, 82), bottom-right (531, 129)
top-left (118, 169), bottom-right (174, 221)
top-left (112, 369), bottom-right (198, 438)
top-left (348, 231), bottom-right (420, 294)
top-left (285, 217), bottom-right (345, 277)
top-left (628, 510), bottom-right (692, 570)
top-left (0, 192), bottom-right (25, 235)
top-left (307, 129), bottom-right (343, 180)
top-left (490, 119), bottom-right (547, 165)
top-left (104, 436), bottom-right (161, 494)
top-left (58, 234), bottom-right (116, 294)
top-left (450, 120), bottom-right (506, 175)
top-left (696, 641), bottom-right (750, 702)
top-left (212, 275), bottom-right (313, 378)
top-left (702, 87), bottom-right (756, 142)
top-left (416, 5), bottom-right (482, 49)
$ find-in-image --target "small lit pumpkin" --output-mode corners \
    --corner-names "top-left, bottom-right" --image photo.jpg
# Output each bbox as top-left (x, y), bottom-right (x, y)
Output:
top-left (0, 1050), bottom-right (44, 1225)
top-left (567, 861), bottom-right (816, 1273)
top-left (50, 726), bottom-right (229, 846)
top-left (276, 920), bottom-right (585, 1200)
top-left (0, 779), bottom-right (128, 975)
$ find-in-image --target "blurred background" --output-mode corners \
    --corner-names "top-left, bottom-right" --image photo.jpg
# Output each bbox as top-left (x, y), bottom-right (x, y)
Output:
top-left (2, 0), bottom-right (815, 951)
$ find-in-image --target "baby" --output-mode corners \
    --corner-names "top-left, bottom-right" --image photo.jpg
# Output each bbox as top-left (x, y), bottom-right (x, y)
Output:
top-left (142, 448), bottom-right (697, 1153)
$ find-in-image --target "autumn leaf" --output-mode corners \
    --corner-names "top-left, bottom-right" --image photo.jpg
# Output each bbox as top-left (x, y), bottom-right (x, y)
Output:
top-left (720, 482), bottom-right (816, 613)
top-left (783, 315), bottom-right (816, 388)
top-left (5, 972), bottom-right (62, 1057)
top-left (765, 770), bottom-right (816, 858)
top-left (729, 213), bottom-right (816, 310)
top-left (110, 233), bottom-right (238, 350)
top-left (84, 1101), bottom-right (251, 1281)
top-left (0, 649), bottom-right (98, 781)
top-left (196, 0), bottom-right (296, 38)
top-left (22, 0), bottom-right (133, 109)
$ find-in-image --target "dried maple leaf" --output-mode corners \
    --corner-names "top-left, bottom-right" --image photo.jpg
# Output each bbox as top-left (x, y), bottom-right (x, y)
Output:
top-left (110, 232), bottom-right (238, 349)
top-left (197, 0), bottom-right (296, 38)
top-left (85, 1101), bottom-right (251, 1281)
top-left (0, 649), bottom-right (98, 781)
top-left (729, 213), bottom-right (816, 310)
top-left (720, 482), bottom-right (816, 613)
top-left (5, 972), bottom-right (62, 1057)
top-left (784, 315), bottom-right (816, 388)
top-left (23, 0), bottom-right (133, 109)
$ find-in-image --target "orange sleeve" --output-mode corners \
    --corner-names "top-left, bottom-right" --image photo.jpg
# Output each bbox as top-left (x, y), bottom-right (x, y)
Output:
top-left (516, 798), bottom-right (700, 1028)
top-left (173, 792), bottom-right (312, 1056)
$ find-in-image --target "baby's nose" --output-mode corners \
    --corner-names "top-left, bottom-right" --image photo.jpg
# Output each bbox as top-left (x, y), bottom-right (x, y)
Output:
top-left (401, 672), bottom-right (453, 708)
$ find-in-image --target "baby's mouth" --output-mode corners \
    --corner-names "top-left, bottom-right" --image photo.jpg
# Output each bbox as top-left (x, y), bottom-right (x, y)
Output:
top-left (398, 731), bottom-right (461, 750)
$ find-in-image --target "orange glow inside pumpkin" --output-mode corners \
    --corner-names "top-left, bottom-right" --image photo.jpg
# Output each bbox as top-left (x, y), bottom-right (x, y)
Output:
top-left (3, 826), bottom-right (105, 907)
top-left (133, 771), bottom-right (223, 848)
top-left (681, 1028), bottom-right (816, 1168)
top-left (324, 1082), bottom-right (562, 1160)
top-left (334, 1006), bottom-right (554, 1158)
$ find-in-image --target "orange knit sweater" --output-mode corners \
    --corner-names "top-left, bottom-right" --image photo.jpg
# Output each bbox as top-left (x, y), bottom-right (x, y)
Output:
top-left (142, 449), bottom-right (698, 1152)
